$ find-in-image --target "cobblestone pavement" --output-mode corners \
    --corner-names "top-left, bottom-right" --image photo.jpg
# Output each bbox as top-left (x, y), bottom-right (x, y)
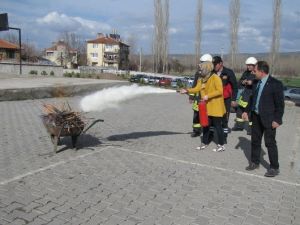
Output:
top-left (0, 92), bottom-right (299, 225)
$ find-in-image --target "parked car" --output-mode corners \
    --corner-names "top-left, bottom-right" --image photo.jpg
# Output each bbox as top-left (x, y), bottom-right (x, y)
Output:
top-left (284, 88), bottom-right (300, 101)
top-left (148, 76), bottom-right (156, 85)
top-left (129, 74), bottom-right (145, 83)
top-left (141, 75), bottom-right (149, 84)
top-left (154, 76), bottom-right (162, 85)
top-left (159, 77), bottom-right (172, 87)
top-left (171, 78), bottom-right (184, 88)
top-left (171, 79), bottom-right (178, 88)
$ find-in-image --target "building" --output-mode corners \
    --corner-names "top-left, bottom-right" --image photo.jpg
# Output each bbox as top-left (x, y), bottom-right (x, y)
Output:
top-left (44, 40), bottom-right (78, 68)
top-left (0, 39), bottom-right (20, 62)
top-left (86, 33), bottom-right (129, 70)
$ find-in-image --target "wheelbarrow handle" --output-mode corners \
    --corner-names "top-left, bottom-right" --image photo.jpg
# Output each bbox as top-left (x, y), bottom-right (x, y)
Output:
top-left (82, 119), bottom-right (104, 134)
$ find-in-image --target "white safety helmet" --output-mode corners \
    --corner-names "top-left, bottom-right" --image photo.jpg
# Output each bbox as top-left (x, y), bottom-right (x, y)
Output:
top-left (245, 57), bottom-right (257, 65)
top-left (200, 54), bottom-right (213, 62)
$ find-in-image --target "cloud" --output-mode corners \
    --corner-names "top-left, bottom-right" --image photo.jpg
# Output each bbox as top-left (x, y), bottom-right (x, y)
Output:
top-left (169, 27), bottom-right (179, 34)
top-left (37, 11), bottom-right (111, 34)
top-left (203, 21), bottom-right (227, 33)
top-left (239, 26), bottom-right (271, 52)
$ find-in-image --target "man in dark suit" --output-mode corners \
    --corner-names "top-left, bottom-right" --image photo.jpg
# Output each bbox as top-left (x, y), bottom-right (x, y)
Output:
top-left (242, 61), bottom-right (284, 177)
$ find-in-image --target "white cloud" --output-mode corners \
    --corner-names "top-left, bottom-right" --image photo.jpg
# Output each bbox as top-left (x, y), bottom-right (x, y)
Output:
top-left (239, 26), bottom-right (271, 51)
top-left (37, 11), bottom-right (111, 33)
top-left (169, 27), bottom-right (179, 34)
top-left (203, 21), bottom-right (227, 32)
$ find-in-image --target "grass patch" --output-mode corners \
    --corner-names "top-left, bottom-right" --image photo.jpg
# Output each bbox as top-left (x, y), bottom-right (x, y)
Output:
top-left (278, 77), bottom-right (300, 88)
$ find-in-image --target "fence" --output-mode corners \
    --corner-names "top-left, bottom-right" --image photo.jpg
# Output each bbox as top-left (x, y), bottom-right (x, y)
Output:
top-left (0, 62), bottom-right (64, 76)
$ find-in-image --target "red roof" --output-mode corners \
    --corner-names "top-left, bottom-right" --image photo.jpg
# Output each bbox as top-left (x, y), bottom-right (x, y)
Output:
top-left (0, 39), bottom-right (19, 49)
top-left (87, 37), bottom-right (129, 46)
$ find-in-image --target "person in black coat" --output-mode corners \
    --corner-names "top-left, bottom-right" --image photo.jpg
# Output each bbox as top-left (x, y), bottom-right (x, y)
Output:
top-left (242, 61), bottom-right (285, 177)
top-left (213, 56), bottom-right (238, 141)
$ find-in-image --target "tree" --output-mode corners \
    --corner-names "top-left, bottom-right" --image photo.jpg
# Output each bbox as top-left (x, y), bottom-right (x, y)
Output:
top-left (126, 34), bottom-right (139, 71)
top-left (270, 0), bottom-right (282, 75)
top-left (58, 32), bottom-right (87, 67)
top-left (21, 42), bottom-right (39, 62)
top-left (2, 32), bottom-right (18, 44)
top-left (195, 0), bottom-right (203, 66)
top-left (229, 0), bottom-right (240, 70)
top-left (153, 0), bottom-right (169, 73)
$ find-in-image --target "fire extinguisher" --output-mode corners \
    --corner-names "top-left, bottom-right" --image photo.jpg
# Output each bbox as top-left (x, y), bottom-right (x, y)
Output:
top-left (198, 100), bottom-right (209, 127)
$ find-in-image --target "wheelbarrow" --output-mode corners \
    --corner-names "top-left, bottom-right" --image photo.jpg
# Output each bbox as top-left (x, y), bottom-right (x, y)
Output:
top-left (41, 115), bottom-right (104, 153)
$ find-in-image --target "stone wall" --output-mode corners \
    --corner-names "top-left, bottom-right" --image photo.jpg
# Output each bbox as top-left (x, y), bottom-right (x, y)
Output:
top-left (0, 63), bottom-right (63, 76)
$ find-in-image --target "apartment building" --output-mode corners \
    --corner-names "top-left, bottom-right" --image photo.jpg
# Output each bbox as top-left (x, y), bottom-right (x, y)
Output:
top-left (86, 33), bottom-right (129, 70)
top-left (44, 40), bottom-right (78, 68)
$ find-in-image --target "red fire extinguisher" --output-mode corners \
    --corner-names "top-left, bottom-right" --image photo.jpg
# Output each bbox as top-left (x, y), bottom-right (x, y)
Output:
top-left (198, 100), bottom-right (209, 127)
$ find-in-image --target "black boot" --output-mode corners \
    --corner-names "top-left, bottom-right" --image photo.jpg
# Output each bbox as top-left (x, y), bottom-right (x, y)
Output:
top-left (245, 122), bottom-right (252, 135)
top-left (232, 121), bottom-right (244, 131)
top-left (191, 132), bottom-right (200, 137)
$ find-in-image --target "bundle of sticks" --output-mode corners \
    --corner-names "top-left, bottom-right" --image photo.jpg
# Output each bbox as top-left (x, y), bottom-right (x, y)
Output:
top-left (42, 102), bottom-right (85, 130)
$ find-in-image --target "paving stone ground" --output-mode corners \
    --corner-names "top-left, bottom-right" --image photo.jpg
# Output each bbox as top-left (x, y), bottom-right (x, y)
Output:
top-left (0, 91), bottom-right (299, 225)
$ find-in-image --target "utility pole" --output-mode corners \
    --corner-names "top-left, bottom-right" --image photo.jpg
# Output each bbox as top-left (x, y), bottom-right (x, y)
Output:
top-left (139, 47), bottom-right (142, 72)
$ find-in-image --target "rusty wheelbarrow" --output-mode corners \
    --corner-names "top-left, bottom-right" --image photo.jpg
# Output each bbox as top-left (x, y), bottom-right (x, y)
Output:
top-left (41, 115), bottom-right (103, 153)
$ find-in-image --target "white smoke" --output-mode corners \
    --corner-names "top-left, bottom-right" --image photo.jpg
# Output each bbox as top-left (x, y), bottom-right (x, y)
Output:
top-left (80, 84), bottom-right (176, 112)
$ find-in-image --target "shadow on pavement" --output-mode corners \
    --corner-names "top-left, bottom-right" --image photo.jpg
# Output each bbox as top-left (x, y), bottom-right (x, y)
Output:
top-left (106, 131), bottom-right (183, 141)
top-left (235, 136), bottom-right (269, 170)
top-left (56, 134), bottom-right (102, 153)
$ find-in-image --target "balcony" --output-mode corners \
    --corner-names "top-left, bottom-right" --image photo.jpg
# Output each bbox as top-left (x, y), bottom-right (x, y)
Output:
top-left (104, 53), bottom-right (119, 63)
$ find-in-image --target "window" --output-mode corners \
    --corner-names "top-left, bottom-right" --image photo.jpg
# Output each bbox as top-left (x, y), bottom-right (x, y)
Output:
top-left (93, 44), bottom-right (98, 48)
top-left (90, 53), bottom-right (98, 57)
top-left (291, 89), bottom-right (300, 94)
top-left (7, 51), bottom-right (15, 59)
top-left (46, 52), bottom-right (54, 56)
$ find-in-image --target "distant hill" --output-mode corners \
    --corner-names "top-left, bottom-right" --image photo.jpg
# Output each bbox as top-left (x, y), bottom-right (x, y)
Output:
top-left (137, 52), bottom-right (300, 76)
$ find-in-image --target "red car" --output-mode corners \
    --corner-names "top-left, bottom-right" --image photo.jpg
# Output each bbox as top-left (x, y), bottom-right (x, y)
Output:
top-left (158, 77), bottom-right (172, 86)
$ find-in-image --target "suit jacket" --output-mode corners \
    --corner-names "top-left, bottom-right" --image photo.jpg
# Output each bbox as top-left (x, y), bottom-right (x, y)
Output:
top-left (248, 76), bottom-right (285, 128)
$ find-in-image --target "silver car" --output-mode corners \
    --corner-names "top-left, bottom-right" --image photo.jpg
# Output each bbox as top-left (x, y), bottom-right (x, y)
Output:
top-left (284, 88), bottom-right (300, 101)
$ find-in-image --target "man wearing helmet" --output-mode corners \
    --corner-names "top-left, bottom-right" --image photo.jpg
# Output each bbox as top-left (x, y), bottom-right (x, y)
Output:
top-left (189, 53), bottom-right (213, 137)
top-left (232, 57), bottom-right (257, 134)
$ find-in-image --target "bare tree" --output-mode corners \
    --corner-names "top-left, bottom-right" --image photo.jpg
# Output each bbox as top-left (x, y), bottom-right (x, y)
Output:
top-left (195, 0), bottom-right (203, 66)
top-left (153, 0), bottom-right (169, 73)
top-left (58, 32), bottom-right (86, 67)
top-left (162, 0), bottom-right (169, 73)
top-left (270, 0), bottom-right (282, 75)
top-left (2, 32), bottom-right (18, 44)
top-left (126, 34), bottom-right (139, 70)
top-left (229, 0), bottom-right (240, 70)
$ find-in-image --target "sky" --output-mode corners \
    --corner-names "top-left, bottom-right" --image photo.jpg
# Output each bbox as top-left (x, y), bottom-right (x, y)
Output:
top-left (1, 0), bottom-right (299, 55)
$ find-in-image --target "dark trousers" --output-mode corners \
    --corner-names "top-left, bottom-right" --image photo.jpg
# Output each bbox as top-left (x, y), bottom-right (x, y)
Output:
top-left (203, 116), bottom-right (224, 145)
top-left (222, 97), bottom-right (231, 133)
top-left (251, 113), bottom-right (279, 169)
top-left (192, 110), bottom-right (201, 133)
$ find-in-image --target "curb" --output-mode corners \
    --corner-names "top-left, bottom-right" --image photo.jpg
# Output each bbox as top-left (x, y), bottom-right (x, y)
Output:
top-left (0, 81), bottom-right (128, 101)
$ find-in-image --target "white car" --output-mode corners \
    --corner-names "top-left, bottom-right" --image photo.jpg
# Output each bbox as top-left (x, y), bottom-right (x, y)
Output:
top-left (284, 88), bottom-right (300, 101)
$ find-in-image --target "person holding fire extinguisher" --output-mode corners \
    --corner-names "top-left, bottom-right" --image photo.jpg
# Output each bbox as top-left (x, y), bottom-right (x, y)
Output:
top-left (180, 61), bottom-right (226, 152)
top-left (212, 56), bottom-right (238, 143)
top-left (189, 54), bottom-right (213, 138)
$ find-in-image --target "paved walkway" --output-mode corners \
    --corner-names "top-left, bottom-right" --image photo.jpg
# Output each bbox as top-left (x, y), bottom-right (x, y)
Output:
top-left (0, 89), bottom-right (299, 225)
